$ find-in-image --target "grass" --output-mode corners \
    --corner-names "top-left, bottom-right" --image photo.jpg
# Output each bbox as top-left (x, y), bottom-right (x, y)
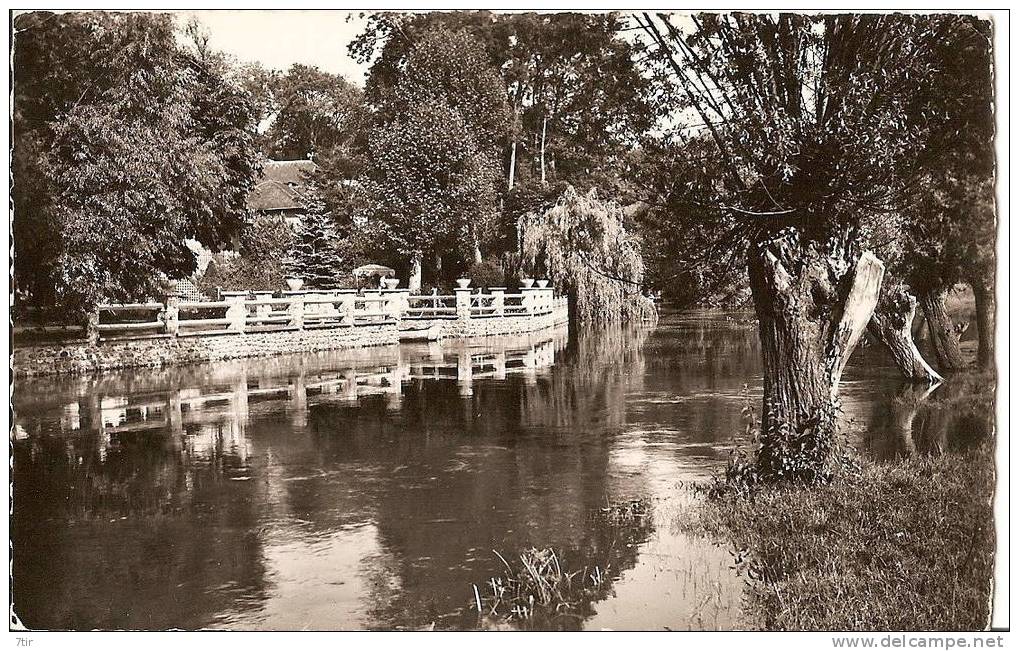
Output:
top-left (697, 444), bottom-right (997, 630)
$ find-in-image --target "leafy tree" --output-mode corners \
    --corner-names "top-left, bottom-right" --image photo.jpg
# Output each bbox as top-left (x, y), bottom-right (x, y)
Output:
top-left (351, 12), bottom-right (655, 190)
top-left (633, 134), bottom-right (751, 308)
top-left (373, 27), bottom-right (510, 157)
top-left (12, 11), bottom-right (260, 318)
top-left (359, 27), bottom-right (508, 267)
top-left (866, 18), bottom-right (994, 373)
top-left (636, 13), bottom-right (989, 482)
top-left (358, 93), bottom-right (500, 290)
top-left (521, 186), bottom-right (656, 323)
top-left (264, 64), bottom-right (365, 174)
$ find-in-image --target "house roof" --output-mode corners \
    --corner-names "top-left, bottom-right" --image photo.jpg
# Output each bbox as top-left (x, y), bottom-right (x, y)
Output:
top-left (246, 159), bottom-right (319, 212)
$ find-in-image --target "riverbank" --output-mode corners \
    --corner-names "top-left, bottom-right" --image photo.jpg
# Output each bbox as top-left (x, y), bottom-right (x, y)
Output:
top-left (695, 443), bottom-right (996, 630)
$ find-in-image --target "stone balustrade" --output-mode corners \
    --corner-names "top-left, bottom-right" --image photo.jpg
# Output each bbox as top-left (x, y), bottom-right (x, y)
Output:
top-left (13, 281), bottom-right (570, 377)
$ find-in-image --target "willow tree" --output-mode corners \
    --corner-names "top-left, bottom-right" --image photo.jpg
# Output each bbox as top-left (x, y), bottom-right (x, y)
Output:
top-left (521, 186), bottom-right (656, 323)
top-left (638, 13), bottom-right (988, 481)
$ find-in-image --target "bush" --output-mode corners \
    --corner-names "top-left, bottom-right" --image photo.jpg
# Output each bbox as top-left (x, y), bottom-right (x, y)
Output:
top-left (467, 260), bottom-right (505, 289)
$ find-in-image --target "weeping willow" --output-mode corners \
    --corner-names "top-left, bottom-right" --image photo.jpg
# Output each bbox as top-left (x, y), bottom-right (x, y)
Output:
top-left (521, 186), bottom-right (657, 323)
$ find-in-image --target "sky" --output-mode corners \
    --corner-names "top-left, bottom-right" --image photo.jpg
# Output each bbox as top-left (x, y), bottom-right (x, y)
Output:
top-left (180, 10), bottom-right (372, 84)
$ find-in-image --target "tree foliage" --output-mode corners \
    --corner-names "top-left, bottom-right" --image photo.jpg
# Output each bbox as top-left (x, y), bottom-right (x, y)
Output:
top-left (635, 12), bottom-right (993, 481)
top-left (372, 27), bottom-right (510, 156)
top-left (359, 98), bottom-right (499, 261)
top-left (521, 186), bottom-right (656, 323)
top-left (263, 64), bottom-right (365, 172)
top-left (197, 215), bottom-right (296, 293)
top-left (12, 11), bottom-right (260, 317)
top-left (357, 27), bottom-right (504, 270)
top-left (284, 194), bottom-right (347, 290)
top-left (636, 13), bottom-right (987, 253)
top-left (351, 12), bottom-right (655, 187)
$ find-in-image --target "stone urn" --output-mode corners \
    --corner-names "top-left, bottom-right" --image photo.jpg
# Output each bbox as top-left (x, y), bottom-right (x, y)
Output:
top-left (455, 278), bottom-right (472, 289)
top-left (521, 278), bottom-right (535, 288)
top-left (536, 279), bottom-right (549, 288)
top-left (286, 277), bottom-right (304, 291)
top-left (384, 278), bottom-right (400, 290)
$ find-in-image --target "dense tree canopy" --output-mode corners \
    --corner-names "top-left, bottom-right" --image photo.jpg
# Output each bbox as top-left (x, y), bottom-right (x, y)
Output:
top-left (262, 64), bottom-right (365, 171)
top-left (370, 27), bottom-right (510, 156)
top-left (358, 98), bottom-right (500, 272)
top-left (352, 12), bottom-right (656, 189)
top-left (356, 28), bottom-right (505, 282)
top-left (13, 11), bottom-right (260, 316)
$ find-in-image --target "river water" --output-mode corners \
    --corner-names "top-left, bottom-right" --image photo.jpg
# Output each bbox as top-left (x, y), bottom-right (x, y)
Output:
top-left (11, 310), bottom-right (992, 630)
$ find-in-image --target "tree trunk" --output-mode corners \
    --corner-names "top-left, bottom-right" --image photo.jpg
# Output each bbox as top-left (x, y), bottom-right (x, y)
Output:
top-left (540, 116), bottom-right (547, 185)
top-left (970, 276), bottom-right (995, 370)
top-left (409, 252), bottom-right (422, 293)
top-left (919, 288), bottom-right (967, 372)
top-left (867, 289), bottom-right (942, 383)
top-left (469, 223), bottom-right (482, 265)
top-left (748, 232), bottom-right (884, 482)
top-left (508, 141), bottom-right (517, 191)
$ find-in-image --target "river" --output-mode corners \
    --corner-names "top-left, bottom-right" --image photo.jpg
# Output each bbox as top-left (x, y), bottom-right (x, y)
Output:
top-left (10, 310), bottom-right (992, 630)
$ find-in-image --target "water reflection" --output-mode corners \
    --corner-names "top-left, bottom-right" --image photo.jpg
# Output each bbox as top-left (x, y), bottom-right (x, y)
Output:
top-left (11, 312), bottom-right (992, 631)
top-left (859, 375), bottom-right (995, 462)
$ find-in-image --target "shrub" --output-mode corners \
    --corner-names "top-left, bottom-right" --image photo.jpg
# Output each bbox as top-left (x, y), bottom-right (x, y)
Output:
top-left (467, 260), bottom-right (505, 289)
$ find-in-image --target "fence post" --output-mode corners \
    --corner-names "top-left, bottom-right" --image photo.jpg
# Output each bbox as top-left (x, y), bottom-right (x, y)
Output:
top-left (288, 293), bottom-right (305, 330)
top-left (225, 293), bottom-right (247, 333)
top-left (455, 286), bottom-right (473, 319)
top-left (521, 286), bottom-right (538, 315)
top-left (339, 289), bottom-right (356, 326)
top-left (383, 289), bottom-right (409, 322)
top-left (489, 287), bottom-right (505, 316)
top-left (541, 286), bottom-right (554, 315)
top-left (253, 291), bottom-right (273, 320)
top-left (86, 309), bottom-right (100, 345)
top-left (164, 295), bottom-right (180, 336)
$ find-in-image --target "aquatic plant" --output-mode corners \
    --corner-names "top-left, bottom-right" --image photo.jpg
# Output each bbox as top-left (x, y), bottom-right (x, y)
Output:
top-left (471, 547), bottom-right (607, 623)
top-left (597, 498), bottom-right (653, 526)
top-left (470, 498), bottom-right (655, 627)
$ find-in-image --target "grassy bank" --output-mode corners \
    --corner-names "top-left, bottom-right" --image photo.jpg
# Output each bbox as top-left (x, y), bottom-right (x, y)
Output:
top-left (699, 444), bottom-right (996, 630)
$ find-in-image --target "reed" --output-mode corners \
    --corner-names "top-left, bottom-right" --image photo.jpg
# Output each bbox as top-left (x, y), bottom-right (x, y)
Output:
top-left (471, 547), bottom-right (607, 623)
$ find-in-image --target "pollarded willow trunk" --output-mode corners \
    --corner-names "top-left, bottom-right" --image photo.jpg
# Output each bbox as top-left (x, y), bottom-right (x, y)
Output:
top-left (748, 231), bottom-right (884, 482)
top-left (970, 276), bottom-right (995, 370)
top-left (867, 287), bottom-right (942, 383)
top-left (919, 288), bottom-right (967, 372)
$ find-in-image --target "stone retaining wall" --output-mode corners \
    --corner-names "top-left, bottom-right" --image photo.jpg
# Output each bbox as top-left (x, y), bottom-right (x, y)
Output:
top-left (13, 323), bottom-right (399, 378)
top-left (13, 302), bottom-right (571, 379)
top-left (408, 303), bottom-right (570, 340)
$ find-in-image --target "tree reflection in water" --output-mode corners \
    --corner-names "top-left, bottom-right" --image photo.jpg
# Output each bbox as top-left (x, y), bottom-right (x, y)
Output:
top-left (862, 373), bottom-right (995, 462)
